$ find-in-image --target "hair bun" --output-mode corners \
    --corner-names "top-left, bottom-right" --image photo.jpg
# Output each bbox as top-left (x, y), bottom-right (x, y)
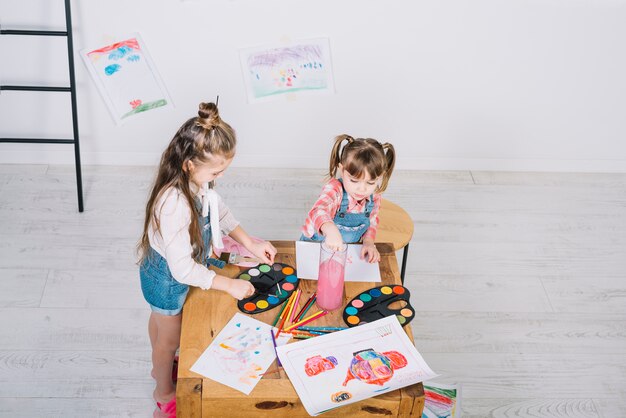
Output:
top-left (197, 102), bottom-right (220, 130)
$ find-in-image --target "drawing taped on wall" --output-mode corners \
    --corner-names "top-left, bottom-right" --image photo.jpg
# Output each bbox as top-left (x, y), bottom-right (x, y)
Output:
top-left (81, 34), bottom-right (172, 124)
top-left (239, 38), bottom-right (335, 103)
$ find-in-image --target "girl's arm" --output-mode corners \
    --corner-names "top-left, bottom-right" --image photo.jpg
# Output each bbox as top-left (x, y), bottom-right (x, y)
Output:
top-left (301, 179), bottom-right (343, 240)
top-left (155, 189), bottom-right (233, 291)
top-left (320, 222), bottom-right (343, 251)
top-left (228, 225), bottom-right (277, 265)
top-left (214, 192), bottom-right (277, 264)
top-left (211, 273), bottom-right (255, 300)
top-left (360, 194), bottom-right (382, 263)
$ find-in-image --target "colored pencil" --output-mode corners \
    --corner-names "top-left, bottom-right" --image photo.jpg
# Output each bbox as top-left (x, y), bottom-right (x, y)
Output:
top-left (271, 299), bottom-right (289, 326)
top-left (275, 291), bottom-right (298, 338)
top-left (296, 295), bottom-right (317, 322)
top-left (284, 310), bottom-right (328, 332)
top-left (294, 292), bottom-right (316, 322)
top-left (270, 329), bottom-right (281, 366)
top-left (297, 326), bottom-right (347, 332)
top-left (281, 291), bottom-right (297, 319)
top-left (290, 331), bottom-right (318, 338)
top-left (288, 289), bottom-right (302, 324)
top-left (294, 329), bottom-right (326, 335)
top-left (259, 368), bottom-right (281, 376)
top-left (284, 289), bottom-right (299, 325)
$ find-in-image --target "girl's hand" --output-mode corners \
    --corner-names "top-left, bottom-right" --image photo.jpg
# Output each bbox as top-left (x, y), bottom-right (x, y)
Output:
top-left (212, 274), bottom-right (255, 300)
top-left (321, 223), bottom-right (344, 251)
top-left (248, 240), bottom-right (277, 265)
top-left (361, 242), bottom-right (380, 263)
top-left (226, 278), bottom-right (255, 300)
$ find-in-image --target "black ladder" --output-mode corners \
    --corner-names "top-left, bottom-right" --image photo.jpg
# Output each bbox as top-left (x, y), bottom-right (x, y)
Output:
top-left (0, 0), bottom-right (84, 212)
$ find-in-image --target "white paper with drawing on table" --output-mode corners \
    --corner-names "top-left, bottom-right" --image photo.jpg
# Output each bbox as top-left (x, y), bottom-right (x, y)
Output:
top-left (276, 315), bottom-right (438, 416)
top-left (190, 312), bottom-right (290, 395)
top-left (295, 241), bottom-right (381, 282)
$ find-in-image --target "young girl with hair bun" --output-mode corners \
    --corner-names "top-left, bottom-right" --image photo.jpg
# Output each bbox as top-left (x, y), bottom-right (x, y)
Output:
top-left (138, 101), bottom-right (276, 417)
top-left (301, 135), bottom-right (396, 263)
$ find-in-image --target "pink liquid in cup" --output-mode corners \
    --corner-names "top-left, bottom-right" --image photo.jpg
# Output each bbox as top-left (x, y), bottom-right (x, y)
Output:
top-left (317, 245), bottom-right (347, 311)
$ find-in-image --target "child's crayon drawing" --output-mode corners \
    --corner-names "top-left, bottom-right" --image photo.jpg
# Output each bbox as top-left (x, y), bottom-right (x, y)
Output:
top-left (422, 382), bottom-right (462, 418)
top-left (342, 349), bottom-right (407, 387)
top-left (277, 316), bottom-right (437, 416)
top-left (80, 34), bottom-right (172, 124)
top-left (304, 355), bottom-right (338, 376)
top-left (191, 313), bottom-right (289, 394)
top-left (240, 38), bottom-right (335, 103)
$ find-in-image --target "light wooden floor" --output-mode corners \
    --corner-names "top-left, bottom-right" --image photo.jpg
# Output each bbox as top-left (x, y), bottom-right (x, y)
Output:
top-left (0, 164), bottom-right (625, 418)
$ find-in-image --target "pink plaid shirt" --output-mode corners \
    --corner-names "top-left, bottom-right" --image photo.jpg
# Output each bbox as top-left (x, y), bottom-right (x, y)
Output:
top-left (301, 178), bottom-right (381, 241)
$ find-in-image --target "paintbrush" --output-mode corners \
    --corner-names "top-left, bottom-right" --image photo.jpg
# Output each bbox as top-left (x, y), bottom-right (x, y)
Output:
top-left (218, 252), bottom-right (262, 264)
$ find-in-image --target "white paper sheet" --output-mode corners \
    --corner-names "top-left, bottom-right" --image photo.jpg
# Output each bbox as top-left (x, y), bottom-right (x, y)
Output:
top-left (190, 313), bottom-right (290, 394)
top-left (295, 241), bottom-right (381, 282)
top-left (277, 316), bottom-right (438, 416)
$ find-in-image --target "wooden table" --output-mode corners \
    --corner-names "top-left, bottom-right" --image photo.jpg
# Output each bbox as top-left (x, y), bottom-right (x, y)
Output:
top-left (177, 241), bottom-right (424, 418)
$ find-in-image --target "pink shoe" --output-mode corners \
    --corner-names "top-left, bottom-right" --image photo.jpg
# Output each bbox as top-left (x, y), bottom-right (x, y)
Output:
top-left (154, 397), bottom-right (176, 418)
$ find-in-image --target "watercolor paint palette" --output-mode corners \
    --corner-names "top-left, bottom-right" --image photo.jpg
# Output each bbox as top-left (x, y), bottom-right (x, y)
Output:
top-left (342, 285), bottom-right (414, 327)
top-left (237, 263), bottom-right (300, 315)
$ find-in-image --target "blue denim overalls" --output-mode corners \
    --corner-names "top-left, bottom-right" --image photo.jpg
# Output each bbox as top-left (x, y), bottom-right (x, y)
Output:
top-left (301, 180), bottom-right (375, 244)
top-left (140, 197), bottom-right (222, 315)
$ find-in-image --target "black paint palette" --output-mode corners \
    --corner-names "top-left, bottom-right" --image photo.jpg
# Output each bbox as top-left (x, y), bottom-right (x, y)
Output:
top-left (343, 285), bottom-right (415, 327)
top-left (237, 263), bottom-right (300, 315)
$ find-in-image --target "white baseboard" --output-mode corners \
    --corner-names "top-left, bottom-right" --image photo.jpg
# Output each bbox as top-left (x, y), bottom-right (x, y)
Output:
top-left (0, 148), bottom-right (624, 173)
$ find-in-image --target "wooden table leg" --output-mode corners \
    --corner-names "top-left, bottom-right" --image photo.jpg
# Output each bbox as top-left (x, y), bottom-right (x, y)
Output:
top-left (177, 378), bottom-right (203, 418)
top-left (399, 383), bottom-right (425, 417)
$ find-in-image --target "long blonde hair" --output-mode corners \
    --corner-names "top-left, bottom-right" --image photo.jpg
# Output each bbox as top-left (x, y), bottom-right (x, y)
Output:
top-left (137, 102), bottom-right (236, 263)
top-left (328, 134), bottom-right (395, 192)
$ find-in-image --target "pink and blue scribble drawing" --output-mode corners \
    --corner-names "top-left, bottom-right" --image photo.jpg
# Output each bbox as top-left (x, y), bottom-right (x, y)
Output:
top-left (82, 36), bottom-right (170, 122)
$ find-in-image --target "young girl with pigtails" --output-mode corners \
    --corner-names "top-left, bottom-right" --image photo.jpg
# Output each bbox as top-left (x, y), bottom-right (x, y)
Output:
top-left (137, 101), bottom-right (277, 417)
top-left (301, 135), bottom-right (396, 263)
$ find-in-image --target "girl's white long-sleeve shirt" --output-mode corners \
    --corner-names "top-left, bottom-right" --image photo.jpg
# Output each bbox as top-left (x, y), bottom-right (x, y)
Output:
top-left (147, 184), bottom-right (239, 290)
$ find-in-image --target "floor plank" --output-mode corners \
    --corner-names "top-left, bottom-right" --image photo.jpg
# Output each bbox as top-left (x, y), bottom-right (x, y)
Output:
top-left (0, 269), bottom-right (48, 308)
top-left (1, 164), bottom-right (625, 416)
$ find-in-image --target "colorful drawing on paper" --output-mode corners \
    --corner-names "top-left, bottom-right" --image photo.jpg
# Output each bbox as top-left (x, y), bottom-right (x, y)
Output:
top-left (240, 38), bottom-right (334, 103)
top-left (80, 34), bottom-right (172, 124)
top-left (277, 316), bottom-right (438, 416)
top-left (422, 382), bottom-right (462, 418)
top-left (343, 349), bottom-right (408, 386)
top-left (305, 355), bottom-right (338, 376)
top-left (190, 313), bottom-right (289, 395)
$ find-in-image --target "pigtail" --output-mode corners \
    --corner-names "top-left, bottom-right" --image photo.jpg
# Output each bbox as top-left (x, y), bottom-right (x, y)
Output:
top-left (378, 142), bottom-right (396, 192)
top-left (329, 135), bottom-right (353, 179)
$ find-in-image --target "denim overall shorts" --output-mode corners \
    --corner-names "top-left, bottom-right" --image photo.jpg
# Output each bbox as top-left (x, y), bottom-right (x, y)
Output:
top-left (140, 198), bottom-right (217, 316)
top-left (301, 180), bottom-right (374, 244)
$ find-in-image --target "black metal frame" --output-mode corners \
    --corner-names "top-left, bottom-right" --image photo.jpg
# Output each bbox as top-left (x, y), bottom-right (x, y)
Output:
top-left (400, 243), bottom-right (409, 284)
top-left (0, 0), bottom-right (84, 212)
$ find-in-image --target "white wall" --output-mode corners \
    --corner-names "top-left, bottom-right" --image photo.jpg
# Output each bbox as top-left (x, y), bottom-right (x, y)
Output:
top-left (1, 0), bottom-right (625, 172)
